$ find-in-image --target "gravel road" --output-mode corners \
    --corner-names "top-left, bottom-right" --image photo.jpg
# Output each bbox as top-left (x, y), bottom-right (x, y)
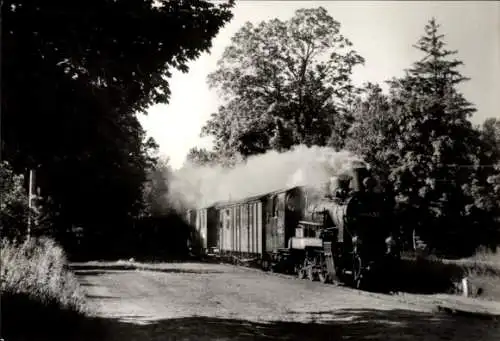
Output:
top-left (73, 262), bottom-right (500, 341)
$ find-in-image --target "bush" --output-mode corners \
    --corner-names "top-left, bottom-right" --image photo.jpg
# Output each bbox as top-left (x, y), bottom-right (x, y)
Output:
top-left (468, 246), bottom-right (500, 265)
top-left (0, 237), bottom-right (88, 340)
top-left (0, 161), bottom-right (31, 239)
top-left (396, 248), bottom-right (500, 300)
top-left (396, 256), bottom-right (462, 294)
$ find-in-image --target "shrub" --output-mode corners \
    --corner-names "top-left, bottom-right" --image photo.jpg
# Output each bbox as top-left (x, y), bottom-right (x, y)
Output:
top-left (396, 247), bottom-right (500, 300)
top-left (468, 246), bottom-right (500, 265)
top-left (396, 256), bottom-right (462, 294)
top-left (0, 161), bottom-right (31, 239)
top-left (0, 237), bottom-right (88, 340)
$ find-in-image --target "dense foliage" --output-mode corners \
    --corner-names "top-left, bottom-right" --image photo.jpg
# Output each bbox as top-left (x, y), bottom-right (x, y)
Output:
top-left (199, 7), bottom-right (364, 160)
top-left (185, 147), bottom-right (220, 167)
top-left (349, 19), bottom-right (498, 254)
top-left (2, 0), bottom-right (234, 252)
top-left (478, 118), bottom-right (500, 213)
top-left (0, 162), bottom-right (32, 239)
top-left (143, 158), bottom-right (172, 217)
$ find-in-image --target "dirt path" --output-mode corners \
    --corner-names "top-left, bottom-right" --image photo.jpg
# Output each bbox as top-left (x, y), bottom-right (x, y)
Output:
top-left (73, 262), bottom-right (500, 341)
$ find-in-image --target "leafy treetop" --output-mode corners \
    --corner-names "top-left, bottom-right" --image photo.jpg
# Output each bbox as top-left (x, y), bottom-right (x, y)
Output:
top-left (202, 7), bottom-right (364, 159)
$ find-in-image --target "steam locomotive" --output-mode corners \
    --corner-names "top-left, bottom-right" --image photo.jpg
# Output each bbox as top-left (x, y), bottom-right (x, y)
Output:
top-left (186, 163), bottom-right (400, 290)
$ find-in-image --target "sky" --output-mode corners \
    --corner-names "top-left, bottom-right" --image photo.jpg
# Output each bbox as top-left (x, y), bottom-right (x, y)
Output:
top-left (138, 1), bottom-right (500, 170)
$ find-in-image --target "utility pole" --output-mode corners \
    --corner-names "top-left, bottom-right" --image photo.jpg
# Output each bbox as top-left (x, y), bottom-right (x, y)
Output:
top-left (0, 0), bottom-right (3, 164)
top-left (27, 169), bottom-right (36, 239)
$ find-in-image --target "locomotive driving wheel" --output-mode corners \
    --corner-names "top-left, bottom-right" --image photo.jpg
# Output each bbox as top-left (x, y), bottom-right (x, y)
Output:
top-left (307, 265), bottom-right (315, 281)
top-left (261, 259), bottom-right (270, 271)
top-left (353, 255), bottom-right (363, 289)
top-left (297, 266), bottom-right (306, 279)
top-left (297, 258), bottom-right (315, 281)
top-left (295, 261), bottom-right (306, 279)
top-left (318, 269), bottom-right (331, 284)
top-left (318, 258), bottom-right (331, 284)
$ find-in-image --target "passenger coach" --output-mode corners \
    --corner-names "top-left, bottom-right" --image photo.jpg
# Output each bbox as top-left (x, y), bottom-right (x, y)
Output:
top-left (215, 186), bottom-right (304, 268)
top-left (186, 205), bottom-right (219, 255)
top-left (186, 186), bottom-right (305, 266)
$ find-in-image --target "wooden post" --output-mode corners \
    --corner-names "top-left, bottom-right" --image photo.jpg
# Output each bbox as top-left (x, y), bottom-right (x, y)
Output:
top-left (27, 169), bottom-right (35, 239)
top-left (0, 3), bottom-right (3, 164)
top-left (462, 277), bottom-right (469, 297)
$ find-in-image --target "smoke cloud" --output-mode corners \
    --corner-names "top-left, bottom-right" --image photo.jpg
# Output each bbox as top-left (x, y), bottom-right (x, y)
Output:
top-left (166, 145), bottom-right (366, 210)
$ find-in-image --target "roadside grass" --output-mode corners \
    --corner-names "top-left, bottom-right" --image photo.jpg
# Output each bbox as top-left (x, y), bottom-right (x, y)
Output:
top-left (0, 237), bottom-right (89, 340)
top-left (458, 247), bottom-right (500, 301)
top-left (465, 246), bottom-right (500, 266)
top-left (397, 247), bottom-right (500, 300)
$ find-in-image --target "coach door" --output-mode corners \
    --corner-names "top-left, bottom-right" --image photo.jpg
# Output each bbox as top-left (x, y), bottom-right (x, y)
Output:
top-left (221, 208), bottom-right (232, 252)
top-left (219, 210), bottom-right (224, 252)
top-left (275, 193), bottom-right (286, 249)
top-left (266, 194), bottom-right (284, 252)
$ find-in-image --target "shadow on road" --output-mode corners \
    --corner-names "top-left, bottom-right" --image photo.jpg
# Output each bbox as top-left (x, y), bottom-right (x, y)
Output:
top-left (71, 263), bottom-right (225, 274)
top-left (74, 270), bottom-right (118, 276)
top-left (85, 294), bottom-right (123, 300)
top-left (69, 308), bottom-right (500, 341)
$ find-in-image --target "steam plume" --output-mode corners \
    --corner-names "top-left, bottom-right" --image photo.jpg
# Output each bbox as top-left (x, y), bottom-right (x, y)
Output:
top-left (167, 145), bottom-right (365, 209)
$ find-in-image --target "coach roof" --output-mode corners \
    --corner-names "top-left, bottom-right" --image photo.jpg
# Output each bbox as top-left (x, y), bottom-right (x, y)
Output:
top-left (212, 185), bottom-right (303, 209)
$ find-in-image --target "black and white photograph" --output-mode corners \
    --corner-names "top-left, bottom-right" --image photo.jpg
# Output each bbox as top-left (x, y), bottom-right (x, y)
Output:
top-left (1, 1), bottom-right (500, 340)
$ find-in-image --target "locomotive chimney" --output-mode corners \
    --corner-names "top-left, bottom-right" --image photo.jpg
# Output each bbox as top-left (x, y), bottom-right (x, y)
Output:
top-left (351, 165), bottom-right (369, 192)
top-left (328, 176), bottom-right (338, 198)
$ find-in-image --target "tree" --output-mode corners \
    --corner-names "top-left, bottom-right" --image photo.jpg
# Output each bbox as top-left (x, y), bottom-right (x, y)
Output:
top-left (142, 158), bottom-right (171, 217)
top-left (184, 146), bottom-right (243, 168)
top-left (467, 119), bottom-right (500, 214)
top-left (2, 0), bottom-right (234, 244)
top-left (480, 118), bottom-right (500, 163)
top-left (185, 147), bottom-right (219, 167)
top-left (470, 118), bottom-right (500, 248)
top-left (202, 7), bottom-right (364, 159)
top-left (382, 18), bottom-right (484, 255)
top-left (345, 83), bottom-right (400, 177)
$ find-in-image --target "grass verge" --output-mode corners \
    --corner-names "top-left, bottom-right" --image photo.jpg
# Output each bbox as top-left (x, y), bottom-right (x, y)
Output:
top-left (0, 237), bottom-right (88, 340)
top-left (397, 248), bottom-right (500, 300)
